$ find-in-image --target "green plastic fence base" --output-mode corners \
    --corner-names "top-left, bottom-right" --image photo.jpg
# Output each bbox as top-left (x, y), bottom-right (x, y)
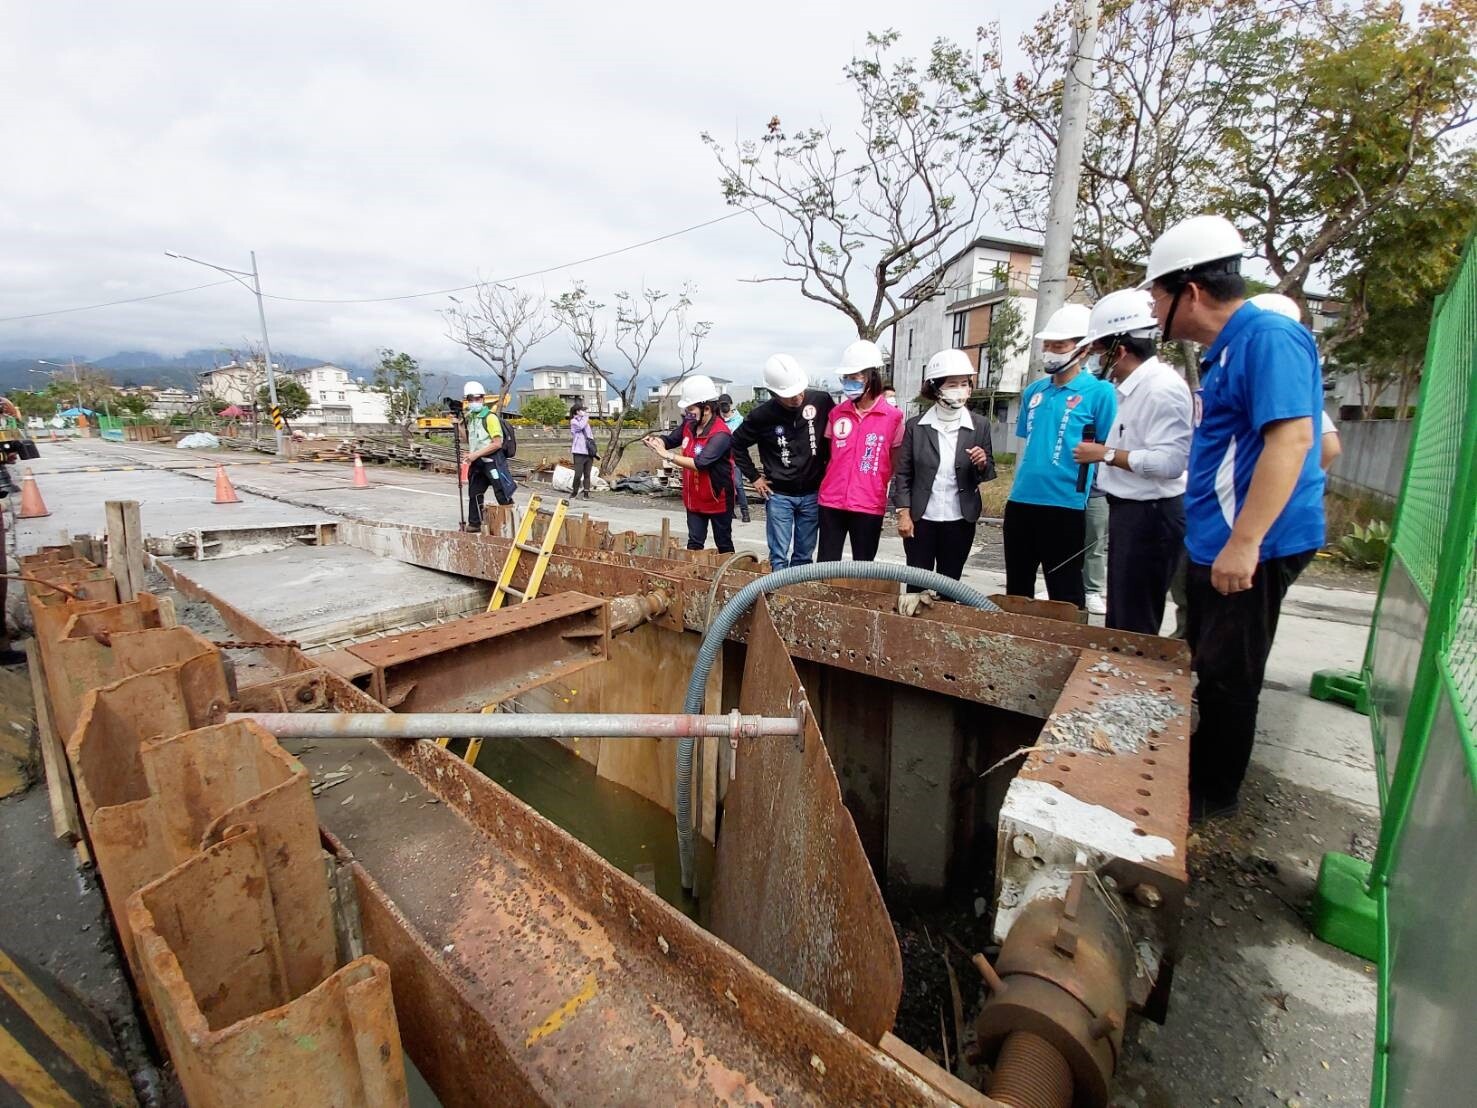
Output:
top-left (1309, 669), bottom-right (1371, 715)
top-left (1312, 851), bottom-right (1379, 963)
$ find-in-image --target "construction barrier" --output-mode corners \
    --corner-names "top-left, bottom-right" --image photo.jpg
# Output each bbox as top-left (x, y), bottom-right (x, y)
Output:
top-left (1311, 232), bottom-right (1477, 1106)
top-left (19, 550), bottom-right (407, 1106)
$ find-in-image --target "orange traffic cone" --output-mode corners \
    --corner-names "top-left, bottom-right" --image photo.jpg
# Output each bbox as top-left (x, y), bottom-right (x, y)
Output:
top-left (17, 468), bottom-right (50, 518)
top-left (351, 454), bottom-right (370, 489)
top-left (212, 464), bottom-right (240, 504)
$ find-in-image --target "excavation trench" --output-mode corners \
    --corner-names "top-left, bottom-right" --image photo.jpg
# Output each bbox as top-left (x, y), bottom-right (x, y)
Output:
top-left (130, 530), bottom-right (1192, 1106)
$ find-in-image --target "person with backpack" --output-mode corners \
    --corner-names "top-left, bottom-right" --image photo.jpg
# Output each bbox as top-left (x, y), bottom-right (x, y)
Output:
top-left (569, 400), bottom-right (596, 499)
top-left (460, 381), bottom-right (515, 530)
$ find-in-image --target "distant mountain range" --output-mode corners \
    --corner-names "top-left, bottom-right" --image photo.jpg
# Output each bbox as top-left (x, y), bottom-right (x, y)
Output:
top-left (0, 349), bottom-right (345, 391)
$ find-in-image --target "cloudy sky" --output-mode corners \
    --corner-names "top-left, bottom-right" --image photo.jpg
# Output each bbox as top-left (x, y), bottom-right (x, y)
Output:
top-left (1, 0), bottom-right (1050, 383)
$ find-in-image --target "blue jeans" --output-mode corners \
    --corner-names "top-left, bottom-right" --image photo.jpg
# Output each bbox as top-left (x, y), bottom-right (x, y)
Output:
top-left (764, 492), bottom-right (820, 570)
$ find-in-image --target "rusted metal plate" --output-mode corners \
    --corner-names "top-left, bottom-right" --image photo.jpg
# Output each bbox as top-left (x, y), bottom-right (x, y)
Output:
top-left (47, 620), bottom-right (215, 744)
top-left (128, 826), bottom-right (406, 1107)
top-left (345, 592), bottom-right (609, 713)
top-left (337, 521), bottom-right (1081, 716)
top-left (709, 596), bottom-right (903, 1045)
top-left (312, 733), bottom-right (953, 1106)
top-left (1016, 651), bottom-right (1190, 872)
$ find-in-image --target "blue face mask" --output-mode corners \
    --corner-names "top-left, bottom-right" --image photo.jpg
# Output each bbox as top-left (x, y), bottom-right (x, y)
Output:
top-left (841, 379), bottom-right (866, 400)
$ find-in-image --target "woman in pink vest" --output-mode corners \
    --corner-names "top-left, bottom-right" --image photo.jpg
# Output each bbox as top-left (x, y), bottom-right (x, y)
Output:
top-left (818, 340), bottom-right (905, 561)
top-left (643, 374), bottom-right (735, 553)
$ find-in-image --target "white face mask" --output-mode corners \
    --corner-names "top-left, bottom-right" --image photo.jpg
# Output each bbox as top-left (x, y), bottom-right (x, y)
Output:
top-left (1084, 354), bottom-right (1105, 377)
top-left (938, 385), bottom-right (971, 409)
top-left (1042, 350), bottom-right (1074, 372)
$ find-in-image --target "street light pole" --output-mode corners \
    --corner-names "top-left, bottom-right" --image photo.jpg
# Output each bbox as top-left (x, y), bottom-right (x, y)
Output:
top-left (37, 359), bottom-right (84, 413)
top-left (165, 250), bottom-right (286, 457)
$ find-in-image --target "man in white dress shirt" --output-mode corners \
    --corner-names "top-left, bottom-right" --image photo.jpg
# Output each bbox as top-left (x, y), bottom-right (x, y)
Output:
top-left (1071, 289), bottom-right (1194, 633)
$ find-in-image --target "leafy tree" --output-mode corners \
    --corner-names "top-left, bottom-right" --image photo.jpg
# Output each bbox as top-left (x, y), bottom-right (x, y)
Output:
top-left (370, 350), bottom-right (431, 446)
top-left (115, 393), bottom-right (153, 419)
top-left (1323, 154), bottom-right (1477, 417)
top-left (981, 293), bottom-right (1028, 416)
top-left (737, 398), bottom-right (760, 417)
top-left (521, 395), bottom-right (568, 426)
top-left (7, 389), bottom-right (53, 417)
top-left (703, 30), bottom-right (1007, 341)
top-left (257, 379), bottom-right (311, 420)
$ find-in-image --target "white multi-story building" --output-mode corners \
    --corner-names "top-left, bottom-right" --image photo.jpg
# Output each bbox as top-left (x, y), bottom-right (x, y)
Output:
top-left (288, 364), bottom-right (391, 427)
top-left (518, 366), bottom-right (623, 417)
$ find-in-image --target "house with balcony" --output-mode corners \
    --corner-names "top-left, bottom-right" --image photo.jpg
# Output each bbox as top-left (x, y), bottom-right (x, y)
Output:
top-left (518, 366), bottom-right (623, 417)
top-left (894, 235), bottom-right (1092, 441)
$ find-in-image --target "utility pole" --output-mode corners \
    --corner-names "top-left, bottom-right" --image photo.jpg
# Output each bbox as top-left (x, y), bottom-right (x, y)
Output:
top-left (165, 250), bottom-right (286, 457)
top-left (249, 251), bottom-right (285, 458)
top-left (1027, 0), bottom-right (1100, 382)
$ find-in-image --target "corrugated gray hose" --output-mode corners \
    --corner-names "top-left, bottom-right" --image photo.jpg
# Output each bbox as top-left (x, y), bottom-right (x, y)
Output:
top-left (677, 560), bottom-right (1003, 890)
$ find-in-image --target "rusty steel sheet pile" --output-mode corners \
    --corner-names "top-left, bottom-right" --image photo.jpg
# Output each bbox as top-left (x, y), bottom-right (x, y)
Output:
top-left (709, 595), bottom-right (904, 1044)
top-left (22, 547), bottom-right (407, 1107)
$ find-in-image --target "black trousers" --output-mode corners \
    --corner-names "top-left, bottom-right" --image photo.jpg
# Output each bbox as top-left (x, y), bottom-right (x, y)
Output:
top-left (1003, 500), bottom-right (1087, 607)
top-left (1106, 495), bottom-right (1185, 634)
top-left (1187, 549), bottom-right (1314, 807)
top-left (903, 518), bottom-right (977, 590)
top-left (686, 510), bottom-right (734, 553)
top-left (817, 506), bottom-right (884, 562)
top-left (570, 454), bottom-right (594, 497)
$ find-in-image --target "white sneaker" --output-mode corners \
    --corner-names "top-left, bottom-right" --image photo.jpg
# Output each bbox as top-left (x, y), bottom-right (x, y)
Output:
top-left (1085, 592), bottom-right (1107, 615)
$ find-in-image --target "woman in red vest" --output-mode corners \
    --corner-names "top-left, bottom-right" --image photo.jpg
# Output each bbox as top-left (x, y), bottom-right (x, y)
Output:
top-left (644, 374), bottom-right (736, 553)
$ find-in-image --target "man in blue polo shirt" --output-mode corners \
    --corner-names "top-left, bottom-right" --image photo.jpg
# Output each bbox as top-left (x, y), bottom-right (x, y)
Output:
top-left (1144, 214), bottom-right (1325, 820)
top-left (1004, 303), bottom-right (1117, 608)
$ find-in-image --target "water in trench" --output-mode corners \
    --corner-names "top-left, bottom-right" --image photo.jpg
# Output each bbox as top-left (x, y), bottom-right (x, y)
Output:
top-left (469, 736), bottom-right (716, 921)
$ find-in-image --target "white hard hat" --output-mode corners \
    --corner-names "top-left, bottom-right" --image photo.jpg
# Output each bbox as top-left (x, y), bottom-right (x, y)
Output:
top-left (1076, 289), bottom-right (1160, 351)
top-left (1141, 214), bottom-right (1245, 285)
top-left (676, 374), bottom-right (720, 410)
top-left (1250, 292), bottom-right (1303, 323)
top-left (1035, 303), bottom-right (1093, 341)
top-left (463, 380), bottom-right (486, 397)
top-left (763, 354), bottom-right (807, 398)
top-left (838, 339), bottom-right (885, 373)
top-left (924, 349), bottom-right (975, 382)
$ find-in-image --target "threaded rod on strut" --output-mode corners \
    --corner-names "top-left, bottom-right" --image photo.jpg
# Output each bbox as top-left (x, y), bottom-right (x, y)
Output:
top-left (988, 1031), bottom-right (1074, 1108)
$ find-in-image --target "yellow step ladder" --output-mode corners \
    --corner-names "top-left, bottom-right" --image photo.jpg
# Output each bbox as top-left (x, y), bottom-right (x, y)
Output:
top-left (488, 494), bottom-right (569, 611)
top-left (438, 495), bottom-right (570, 764)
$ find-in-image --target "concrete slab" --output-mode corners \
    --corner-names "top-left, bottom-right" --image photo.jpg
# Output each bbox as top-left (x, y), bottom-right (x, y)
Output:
top-left (14, 445), bottom-right (332, 557)
top-left (163, 545), bottom-right (489, 647)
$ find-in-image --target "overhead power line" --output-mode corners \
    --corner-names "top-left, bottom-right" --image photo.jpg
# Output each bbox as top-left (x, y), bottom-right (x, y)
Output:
top-left (0, 279), bottom-right (237, 323)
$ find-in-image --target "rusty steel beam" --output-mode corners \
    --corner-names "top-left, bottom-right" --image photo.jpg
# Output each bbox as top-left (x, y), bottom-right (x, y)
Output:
top-left (233, 710), bottom-right (801, 740)
top-left (335, 520), bottom-right (1085, 716)
top-left (343, 591), bottom-right (609, 712)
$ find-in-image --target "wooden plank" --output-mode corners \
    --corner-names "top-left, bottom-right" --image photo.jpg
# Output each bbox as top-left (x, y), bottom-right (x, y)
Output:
top-left (104, 500), bottom-right (145, 602)
top-left (23, 640), bottom-right (82, 845)
top-left (155, 595), bottom-right (178, 629)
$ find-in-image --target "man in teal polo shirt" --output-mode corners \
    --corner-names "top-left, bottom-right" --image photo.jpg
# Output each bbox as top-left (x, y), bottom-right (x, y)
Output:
top-left (1004, 303), bottom-right (1117, 608)
top-left (1143, 214), bottom-right (1325, 820)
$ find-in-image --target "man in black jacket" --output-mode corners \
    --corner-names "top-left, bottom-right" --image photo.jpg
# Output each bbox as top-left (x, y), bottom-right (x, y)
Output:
top-left (730, 355), bottom-right (834, 569)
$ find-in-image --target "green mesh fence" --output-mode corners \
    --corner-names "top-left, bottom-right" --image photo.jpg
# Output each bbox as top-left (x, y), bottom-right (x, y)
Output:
top-left (1359, 231), bottom-right (1477, 1107)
